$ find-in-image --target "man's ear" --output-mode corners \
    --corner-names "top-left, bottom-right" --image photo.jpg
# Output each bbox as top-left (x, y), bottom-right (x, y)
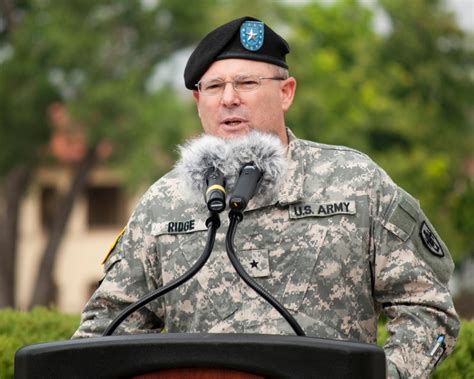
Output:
top-left (280, 77), bottom-right (296, 112)
top-left (192, 89), bottom-right (200, 104)
top-left (192, 90), bottom-right (202, 117)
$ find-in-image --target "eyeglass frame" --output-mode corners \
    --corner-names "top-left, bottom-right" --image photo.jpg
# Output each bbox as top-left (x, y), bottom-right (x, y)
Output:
top-left (195, 75), bottom-right (287, 96)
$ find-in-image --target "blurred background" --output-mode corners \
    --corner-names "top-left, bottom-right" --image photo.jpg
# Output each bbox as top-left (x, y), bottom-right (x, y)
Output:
top-left (0, 0), bottom-right (472, 319)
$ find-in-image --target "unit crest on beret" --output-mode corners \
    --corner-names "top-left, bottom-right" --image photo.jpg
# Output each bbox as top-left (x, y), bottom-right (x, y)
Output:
top-left (240, 21), bottom-right (264, 51)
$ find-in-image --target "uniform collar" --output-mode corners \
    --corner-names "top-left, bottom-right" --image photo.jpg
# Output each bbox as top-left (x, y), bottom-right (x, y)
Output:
top-left (245, 127), bottom-right (305, 211)
top-left (276, 128), bottom-right (305, 206)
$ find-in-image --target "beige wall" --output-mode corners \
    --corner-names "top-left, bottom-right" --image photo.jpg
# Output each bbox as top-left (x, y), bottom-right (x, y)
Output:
top-left (15, 165), bottom-right (140, 313)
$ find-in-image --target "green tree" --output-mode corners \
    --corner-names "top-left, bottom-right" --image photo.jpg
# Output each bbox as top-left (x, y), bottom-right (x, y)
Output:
top-left (0, 0), bottom-right (217, 308)
top-left (285, 0), bottom-right (473, 261)
top-left (0, 0), bottom-right (59, 307)
top-left (376, 0), bottom-right (474, 259)
top-left (0, 0), bottom-right (288, 309)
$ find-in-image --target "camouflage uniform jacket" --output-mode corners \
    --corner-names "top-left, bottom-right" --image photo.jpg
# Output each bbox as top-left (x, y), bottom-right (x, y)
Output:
top-left (73, 129), bottom-right (459, 378)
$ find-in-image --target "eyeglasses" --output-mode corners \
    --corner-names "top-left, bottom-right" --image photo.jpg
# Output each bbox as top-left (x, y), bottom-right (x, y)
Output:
top-left (195, 75), bottom-right (286, 96)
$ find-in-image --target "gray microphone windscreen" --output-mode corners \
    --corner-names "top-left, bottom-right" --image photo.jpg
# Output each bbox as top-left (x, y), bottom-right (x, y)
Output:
top-left (175, 130), bottom-right (287, 203)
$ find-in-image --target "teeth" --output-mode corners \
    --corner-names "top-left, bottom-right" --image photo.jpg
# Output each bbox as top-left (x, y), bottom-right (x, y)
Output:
top-left (225, 120), bottom-right (241, 126)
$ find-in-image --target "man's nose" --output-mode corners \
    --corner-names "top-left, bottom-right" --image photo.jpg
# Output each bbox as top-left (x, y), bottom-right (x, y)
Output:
top-left (220, 82), bottom-right (241, 107)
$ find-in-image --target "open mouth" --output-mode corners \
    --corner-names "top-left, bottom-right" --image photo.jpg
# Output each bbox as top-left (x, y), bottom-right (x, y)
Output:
top-left (224, 120), bottom-right (243, 126)
top-left (221, 116), bottom-right (247, 128)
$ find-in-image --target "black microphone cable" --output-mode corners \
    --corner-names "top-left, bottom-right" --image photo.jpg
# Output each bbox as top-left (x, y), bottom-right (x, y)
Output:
top-left (226, 211), bottom-right (305, 336)
top-left (103, 212), bottom-right (220, 336)
top-left (225, 163), bottom-right (305, 337)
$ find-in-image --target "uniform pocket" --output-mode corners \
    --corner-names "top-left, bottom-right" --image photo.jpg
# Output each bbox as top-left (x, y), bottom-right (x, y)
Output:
top-left (234, 207), bottom-right (328, 313)
top-left (280, 222), bottom-right (327, 311)
top-left (154, 221), bottom-right (241, 320)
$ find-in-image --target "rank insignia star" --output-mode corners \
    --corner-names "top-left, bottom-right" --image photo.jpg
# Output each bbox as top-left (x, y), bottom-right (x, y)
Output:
top-left (247, 28), bottom-right (257, 41)
top-left (250, 260), bottom-right (259, 269)
top-left (240, 21), bottom-right (264, 51)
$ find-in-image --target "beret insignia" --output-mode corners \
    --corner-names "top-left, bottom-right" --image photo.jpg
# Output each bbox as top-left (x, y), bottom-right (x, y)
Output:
top-left (240, 21), bottom-right (264, 51)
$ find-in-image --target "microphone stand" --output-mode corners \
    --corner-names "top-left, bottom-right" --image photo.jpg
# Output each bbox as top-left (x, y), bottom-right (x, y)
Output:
top-left (226, 210), bottom-right (306, 336)
top-left (103, 212), bottom-right (221, 336)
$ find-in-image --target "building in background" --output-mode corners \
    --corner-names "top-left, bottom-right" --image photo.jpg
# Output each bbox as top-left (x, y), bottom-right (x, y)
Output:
top-left (15, 103), bottom-right (140, 313)
top-left (16, 165), bottom-right (138, 313)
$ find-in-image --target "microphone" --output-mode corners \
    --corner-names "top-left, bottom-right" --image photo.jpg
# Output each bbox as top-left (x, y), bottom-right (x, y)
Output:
top-left (175, 133), bottom-right (230, 205)
top-left (205, 167), bottom-right (226, 213)
top-left (229, 163), bottom-right (263, 211)
top-left (175, 130), bottom-right (287, 207)
top-left (224, 131), bottom-right (288, 203)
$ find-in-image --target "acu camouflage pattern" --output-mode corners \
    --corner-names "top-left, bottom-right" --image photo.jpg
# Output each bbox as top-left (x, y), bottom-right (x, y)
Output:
top-left (73, 129), bottom-right (459, 379)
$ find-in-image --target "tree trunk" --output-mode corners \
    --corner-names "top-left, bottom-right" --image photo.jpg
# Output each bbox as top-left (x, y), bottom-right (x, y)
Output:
top-left (0, 165), bottom-right (30, 308)
top-left (29, 147), bottom-right (98, 308)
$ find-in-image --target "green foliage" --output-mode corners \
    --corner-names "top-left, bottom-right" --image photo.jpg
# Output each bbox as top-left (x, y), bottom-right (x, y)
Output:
top-left (0, 0), bottom-right (219, 180)
top-left (111, 89), bottom-right (200, 187)
top-left (0, 307), bottom-right (79, 379)
top-left (0, 37), bottom-right (58, 176)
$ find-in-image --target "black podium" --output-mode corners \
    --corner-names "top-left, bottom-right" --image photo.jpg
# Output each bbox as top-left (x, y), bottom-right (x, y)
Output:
top-left (15, 333), bottom-right (385, 378)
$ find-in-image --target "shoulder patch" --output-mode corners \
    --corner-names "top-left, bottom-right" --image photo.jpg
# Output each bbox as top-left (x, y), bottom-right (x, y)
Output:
top-left (420, 221), bottom-right (444, 257)
top-left (102, 226), bottom-right (126, 265)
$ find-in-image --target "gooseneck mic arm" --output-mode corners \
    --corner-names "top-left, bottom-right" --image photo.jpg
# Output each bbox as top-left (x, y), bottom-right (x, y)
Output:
top-left (103, 213), bottom-right (220, 336)
top-left (103, 169), bottom-right (227, 337)
top-left (225, 164), bottom-right (306, 337)
top-left (226, 211), bottom-right (305, 336)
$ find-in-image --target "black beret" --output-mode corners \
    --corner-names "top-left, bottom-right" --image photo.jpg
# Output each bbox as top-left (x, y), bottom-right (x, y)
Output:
top-left (184, 16), bottom-right (290, 90)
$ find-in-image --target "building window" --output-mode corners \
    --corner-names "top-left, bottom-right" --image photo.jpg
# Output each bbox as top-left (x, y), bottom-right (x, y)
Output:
top-left (86, 185), bottom-right (125, 228)
top-left (40, 186), bottom-right (60, 230)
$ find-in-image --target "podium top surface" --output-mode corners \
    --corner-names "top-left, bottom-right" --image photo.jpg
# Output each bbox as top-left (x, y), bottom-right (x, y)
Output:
top-left (15, 333), bottom-right (386, 379)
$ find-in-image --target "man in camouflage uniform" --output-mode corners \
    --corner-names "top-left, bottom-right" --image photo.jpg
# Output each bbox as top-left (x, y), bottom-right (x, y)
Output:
top-left (73, 16), bottom-right (459, 378)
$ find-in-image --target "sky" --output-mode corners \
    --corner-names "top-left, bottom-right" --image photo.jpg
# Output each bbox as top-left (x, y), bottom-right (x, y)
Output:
top-left (445, 0), bottom-right (473, 31)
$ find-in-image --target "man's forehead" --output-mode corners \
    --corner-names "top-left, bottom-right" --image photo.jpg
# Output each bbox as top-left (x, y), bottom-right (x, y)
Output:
top-left (201, 59), bottom-right (275, 80)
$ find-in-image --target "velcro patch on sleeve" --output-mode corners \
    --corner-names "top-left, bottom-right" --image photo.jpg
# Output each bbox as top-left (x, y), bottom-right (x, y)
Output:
top-left (382, 189), bottom-right (419, 241)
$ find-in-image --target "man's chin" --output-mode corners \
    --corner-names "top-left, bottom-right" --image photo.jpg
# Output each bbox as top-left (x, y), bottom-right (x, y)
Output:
top-left (217, 125), bottom-right (252, 139)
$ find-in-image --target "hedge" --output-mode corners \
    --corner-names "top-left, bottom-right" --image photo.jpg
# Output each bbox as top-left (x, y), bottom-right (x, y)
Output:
top-left (0, 307), bottom-right (473, 378)
top-left (0, 307), bottom-right (79, 379)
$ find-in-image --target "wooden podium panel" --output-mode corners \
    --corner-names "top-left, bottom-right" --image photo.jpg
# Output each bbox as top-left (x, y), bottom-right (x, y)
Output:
top-left (134, 368), bottom-right (264, 378)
